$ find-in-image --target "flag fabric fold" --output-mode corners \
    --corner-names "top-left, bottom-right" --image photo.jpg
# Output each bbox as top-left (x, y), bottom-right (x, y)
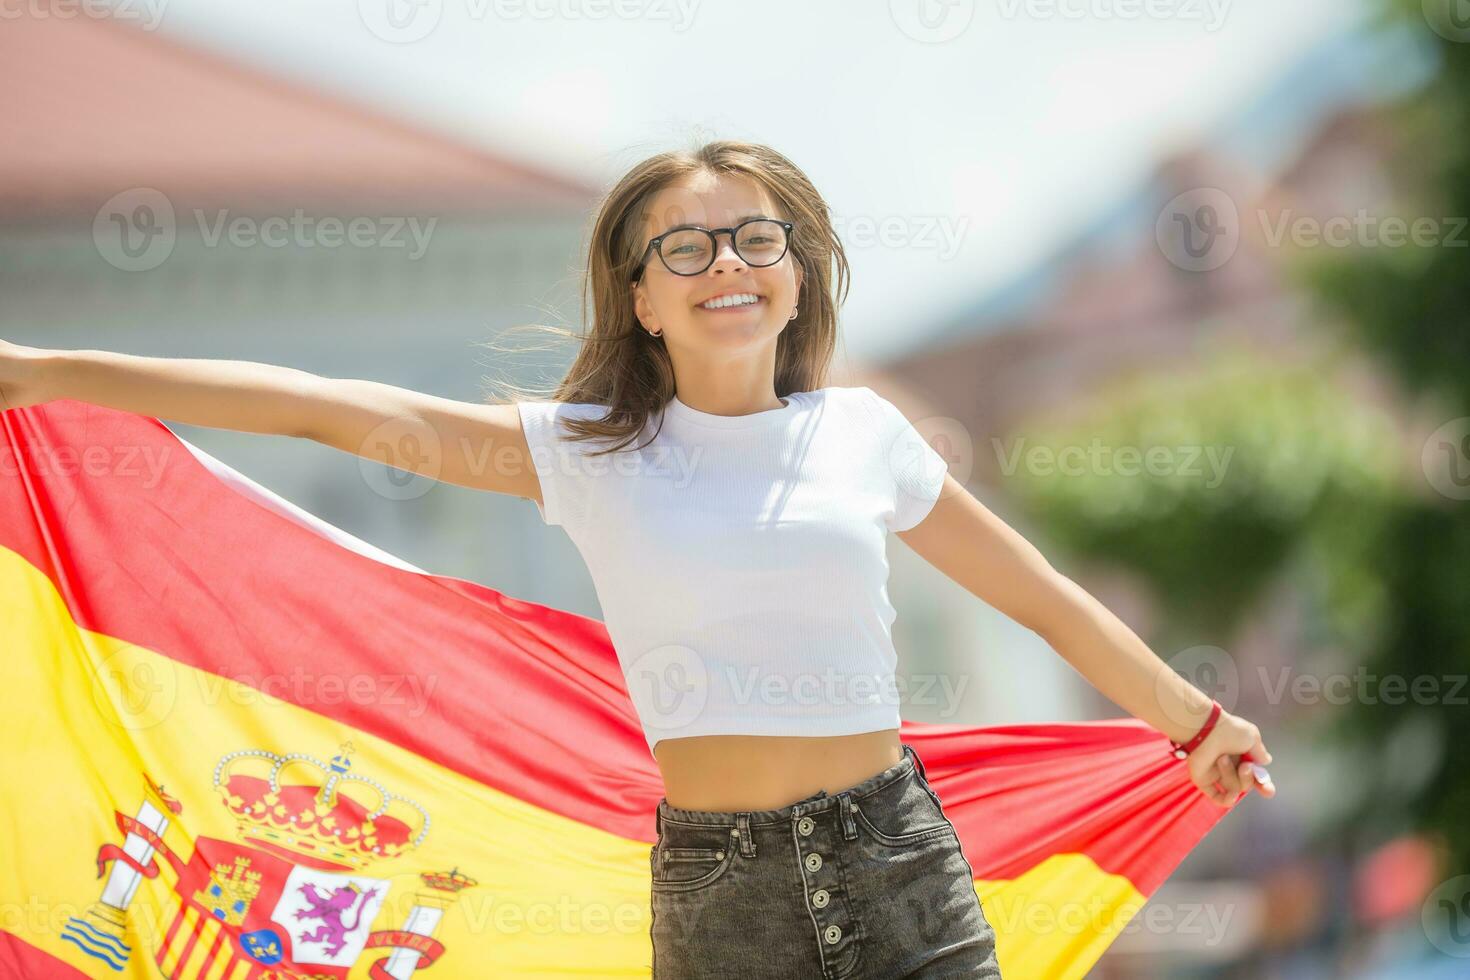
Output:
top-left (0, 401), bottom-right (1230, 979)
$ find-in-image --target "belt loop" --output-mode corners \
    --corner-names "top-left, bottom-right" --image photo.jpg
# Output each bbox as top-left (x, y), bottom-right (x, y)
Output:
top-left (838, 793), bottom-right (858, 840)
top-left (735, 812), bottom-right (755, 857)
top-left (655, 804), bottom-right (662, 836)
top-left (907, 743), bottom-right (928, 783)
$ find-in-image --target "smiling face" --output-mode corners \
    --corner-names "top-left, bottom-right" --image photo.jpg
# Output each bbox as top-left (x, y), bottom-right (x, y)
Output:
top-left (630, 171), bottom-right (803, 359)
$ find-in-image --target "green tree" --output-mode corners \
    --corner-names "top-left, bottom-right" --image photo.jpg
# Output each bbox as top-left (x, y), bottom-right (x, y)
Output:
top-left (1292, 0), bottom-right (1470, 874)
top-left (1005, 342), bottom-right (1401, 651)
top-left (1006, 0), bottom-right (1470, 879)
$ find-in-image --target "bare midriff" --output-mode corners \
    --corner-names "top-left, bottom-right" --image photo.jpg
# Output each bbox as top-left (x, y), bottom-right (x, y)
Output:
top-left (653, 729), bottom-right (904, 812)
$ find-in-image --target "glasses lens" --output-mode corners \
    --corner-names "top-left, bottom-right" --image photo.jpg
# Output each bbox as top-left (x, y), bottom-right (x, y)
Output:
top-left (659, 228), bottom-right (714, 275)
top-left (657, 220), bottom-right (789, 275)
top-left (734, 220), bottom-right (788, 266)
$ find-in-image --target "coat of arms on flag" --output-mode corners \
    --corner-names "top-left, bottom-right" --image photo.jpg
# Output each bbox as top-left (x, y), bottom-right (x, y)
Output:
top-left (67, 744), bottom-right (470, 978)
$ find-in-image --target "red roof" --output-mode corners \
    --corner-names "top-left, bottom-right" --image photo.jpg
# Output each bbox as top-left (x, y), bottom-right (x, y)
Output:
top-left (0, 9), bottom-right (600, 221)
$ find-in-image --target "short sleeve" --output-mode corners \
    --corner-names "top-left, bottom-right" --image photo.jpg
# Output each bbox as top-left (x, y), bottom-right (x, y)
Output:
top-left (858, 386), bottom-right (948, 532)
top-left (516, 400), bottom-right (607, 528)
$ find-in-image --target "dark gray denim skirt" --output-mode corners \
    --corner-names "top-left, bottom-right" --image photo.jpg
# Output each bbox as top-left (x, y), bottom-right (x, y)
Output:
top-left (650, 743), bottom-right (1002, 978)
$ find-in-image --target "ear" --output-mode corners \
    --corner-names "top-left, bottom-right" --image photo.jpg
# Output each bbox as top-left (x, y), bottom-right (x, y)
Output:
top-left (631, 281), bottom-right (653, 330)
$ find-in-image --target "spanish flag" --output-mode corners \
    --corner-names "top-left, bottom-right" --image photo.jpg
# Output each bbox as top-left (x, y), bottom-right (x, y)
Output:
top-left (1, 401), bottom-right (1230, 979)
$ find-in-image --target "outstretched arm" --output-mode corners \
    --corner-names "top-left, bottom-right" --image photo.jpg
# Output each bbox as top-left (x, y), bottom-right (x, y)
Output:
top-left (0, 339), bottom-right (541, 504)
top-left (899, 472), bottom-right (1275, 808)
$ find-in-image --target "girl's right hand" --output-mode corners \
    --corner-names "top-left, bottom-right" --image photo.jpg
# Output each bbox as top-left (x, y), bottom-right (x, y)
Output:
top-left (0, 339), bottom-right (53, 413)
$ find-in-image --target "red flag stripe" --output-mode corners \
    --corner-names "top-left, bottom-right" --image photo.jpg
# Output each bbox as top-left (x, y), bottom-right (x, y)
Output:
top-left (1, 930), bottom-right (92, 980)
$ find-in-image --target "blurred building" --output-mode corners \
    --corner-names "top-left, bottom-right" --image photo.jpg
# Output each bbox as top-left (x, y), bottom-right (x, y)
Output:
top-left (0, 9), bottom-right (606, 615)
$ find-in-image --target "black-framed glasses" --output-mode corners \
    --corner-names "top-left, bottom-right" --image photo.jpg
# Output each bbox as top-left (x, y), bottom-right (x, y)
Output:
top-left (631, 217), bottom-right (794, 282)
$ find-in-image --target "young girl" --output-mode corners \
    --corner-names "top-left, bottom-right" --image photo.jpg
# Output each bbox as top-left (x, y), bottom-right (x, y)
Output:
top-left (0, 140), bottom-right (1272, 979)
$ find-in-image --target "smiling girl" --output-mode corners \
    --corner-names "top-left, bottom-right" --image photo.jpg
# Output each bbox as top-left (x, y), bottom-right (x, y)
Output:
top-left (0, 140), bottom-right (1272, 979)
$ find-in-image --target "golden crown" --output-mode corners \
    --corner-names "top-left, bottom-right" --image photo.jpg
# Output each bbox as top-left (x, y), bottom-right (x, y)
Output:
top-left (213, 741), bottom-right (428, 871)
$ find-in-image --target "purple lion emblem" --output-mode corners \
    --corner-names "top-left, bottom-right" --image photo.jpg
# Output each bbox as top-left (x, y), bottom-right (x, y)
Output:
top-left (293, 882), bottom-right (381, 957)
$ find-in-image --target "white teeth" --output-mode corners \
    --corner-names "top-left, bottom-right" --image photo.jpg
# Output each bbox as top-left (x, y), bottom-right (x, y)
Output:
top-left (699, 293), bottom-right (760, 310)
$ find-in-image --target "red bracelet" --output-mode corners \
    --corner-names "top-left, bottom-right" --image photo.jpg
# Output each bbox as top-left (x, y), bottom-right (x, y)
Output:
top-left (1169, 700), bottom-right (1221, 760)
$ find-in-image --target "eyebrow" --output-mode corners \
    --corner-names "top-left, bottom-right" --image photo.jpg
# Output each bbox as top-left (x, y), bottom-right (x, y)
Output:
top-left (658, 213), bottom-right (773, 234)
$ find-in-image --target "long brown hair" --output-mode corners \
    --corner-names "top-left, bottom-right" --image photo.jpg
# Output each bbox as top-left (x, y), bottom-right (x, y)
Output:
top-left (485, 140), bottom-right (851, 457)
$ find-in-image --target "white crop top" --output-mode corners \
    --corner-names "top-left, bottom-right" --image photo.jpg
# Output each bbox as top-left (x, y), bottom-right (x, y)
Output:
top-left (516, 385), bottom-right (948, 756)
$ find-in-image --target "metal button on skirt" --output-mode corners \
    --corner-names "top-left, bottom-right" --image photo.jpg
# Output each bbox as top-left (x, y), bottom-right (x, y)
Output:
top-left (650, 743), bottom-right (1003, 978)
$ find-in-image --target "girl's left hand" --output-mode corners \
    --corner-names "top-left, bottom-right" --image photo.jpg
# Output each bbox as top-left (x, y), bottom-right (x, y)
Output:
top-left (1187, 711), bottom-right (1275, 807)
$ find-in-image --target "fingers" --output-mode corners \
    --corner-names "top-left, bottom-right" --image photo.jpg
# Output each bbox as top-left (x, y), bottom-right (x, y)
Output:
top-left (1186, 719), bottom-right (1277, 807)
top-left (1215, 754), bottom-right (1244, 796)
top-left (1241, 758), bottom-right (1276, 798)
top-left (1244, 732), bottom-right (1275, 797)
top-left (1236, 760), bottom-right (1259, 801)
top-left (1195, 758), bottom-right (1277, 807)
top-left (1195, 757), bottom-right (1250, 807)
top-left (1198, 774), bottom-right (1231, 807)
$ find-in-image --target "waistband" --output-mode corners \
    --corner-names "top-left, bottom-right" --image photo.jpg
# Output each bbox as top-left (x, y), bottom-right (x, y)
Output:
top-left (655, 742), bottom-right (928, 833)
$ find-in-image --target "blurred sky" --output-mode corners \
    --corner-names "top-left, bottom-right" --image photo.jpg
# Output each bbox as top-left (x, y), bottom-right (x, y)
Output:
top-left (131, 0), bottom-right (1367, 363)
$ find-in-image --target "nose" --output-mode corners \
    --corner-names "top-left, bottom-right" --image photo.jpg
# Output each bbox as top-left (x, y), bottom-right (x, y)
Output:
top-left (709, 232), bottom-right (747, 271)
